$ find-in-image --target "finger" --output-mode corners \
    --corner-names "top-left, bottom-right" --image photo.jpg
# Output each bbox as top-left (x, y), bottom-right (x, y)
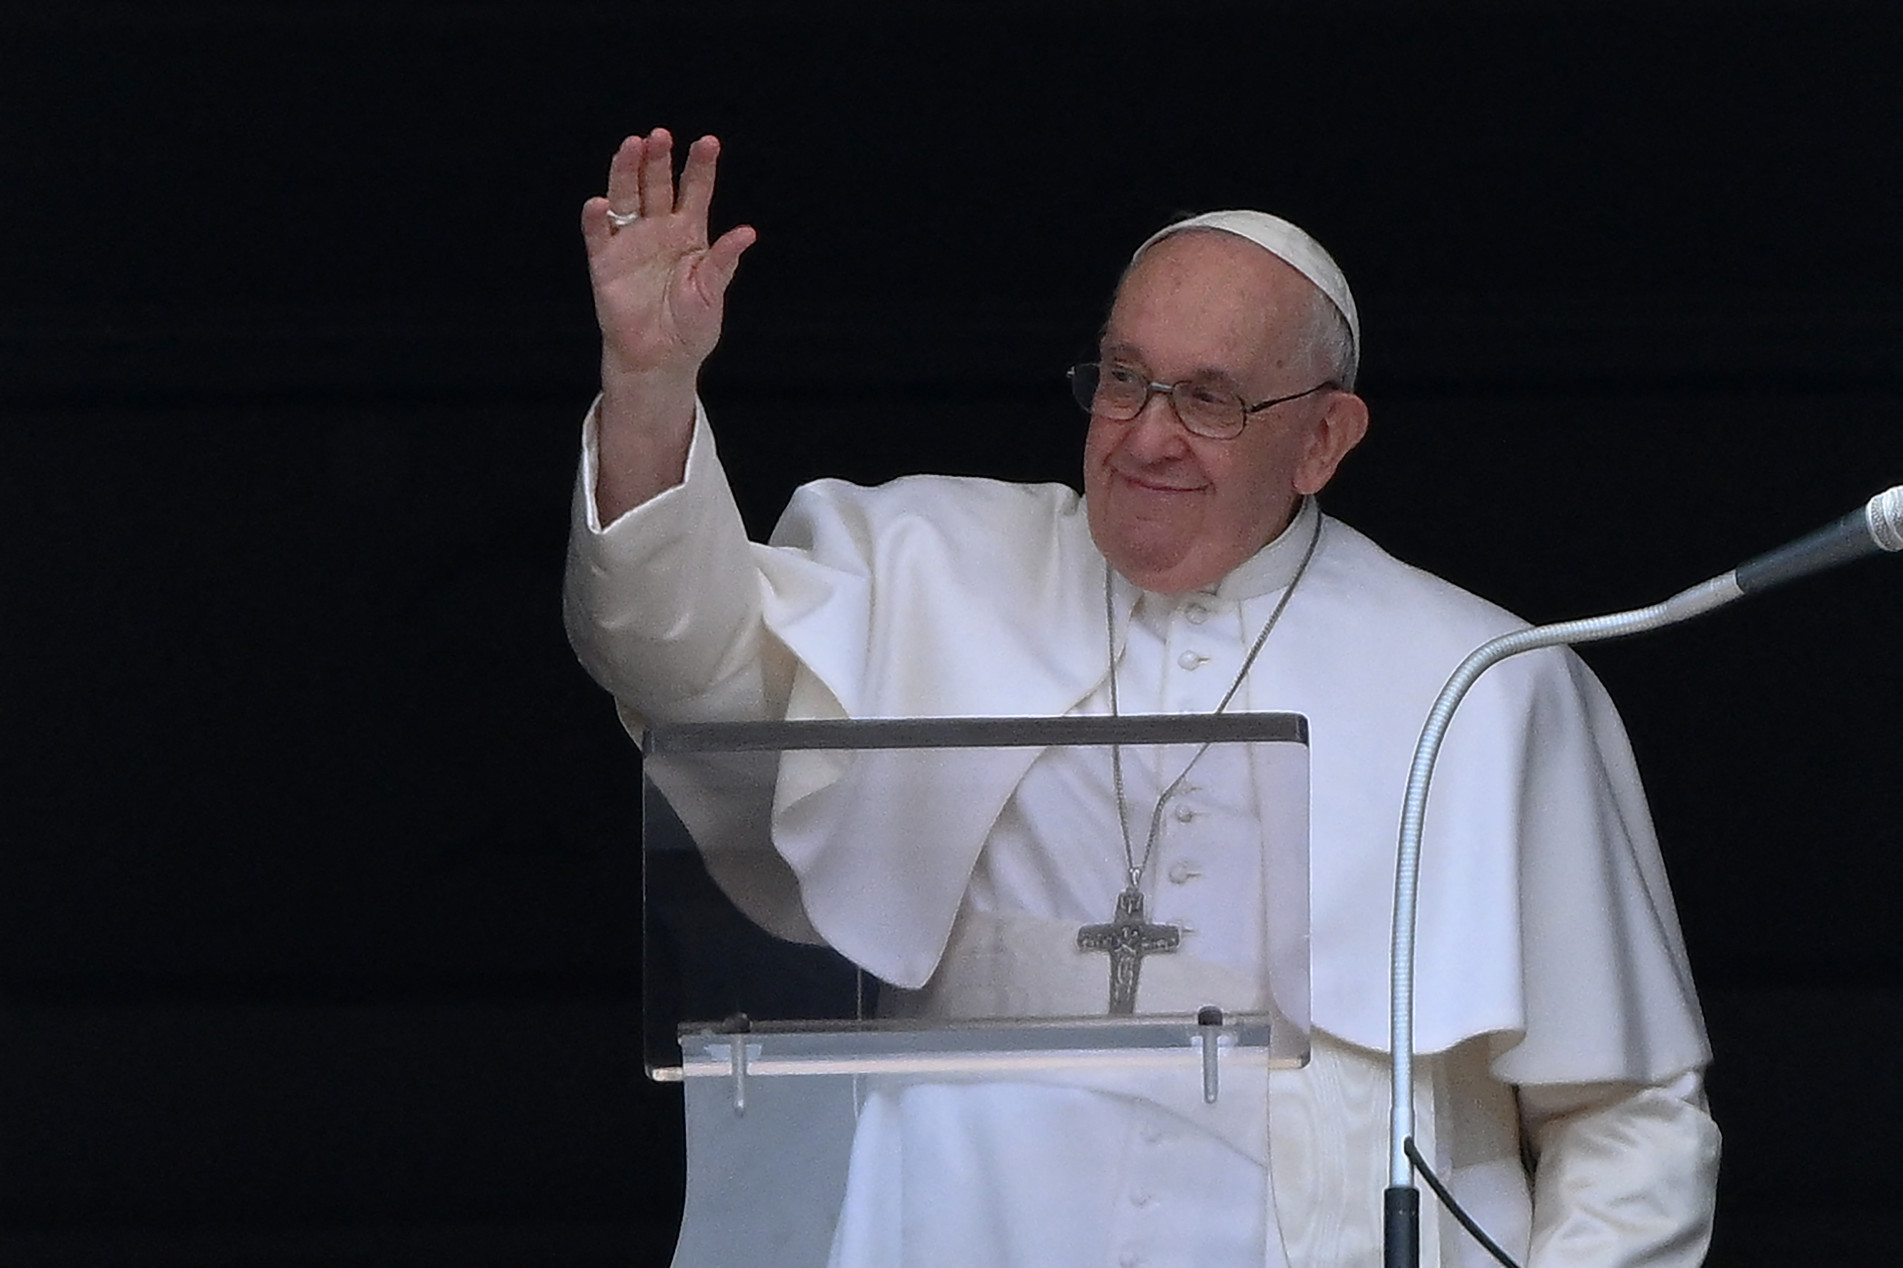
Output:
top-left (581, 195), bottom-right (615, 255)
top-left (693, 223), bottom-right (758, 303)
top-left (637, 127), bottom-right (675, 217)
top-left (603, 134), bottom-right (645, 219)
top-left (675, 135), bottom-right (723, 232)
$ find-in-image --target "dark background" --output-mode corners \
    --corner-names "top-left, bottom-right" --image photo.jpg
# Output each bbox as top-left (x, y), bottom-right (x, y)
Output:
top-left (3, 1), bottom-right (1900, 1263)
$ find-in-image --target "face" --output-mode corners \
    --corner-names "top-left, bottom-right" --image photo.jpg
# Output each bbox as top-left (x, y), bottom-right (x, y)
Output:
top-left (1083, 231), bottom-right (1368, 594)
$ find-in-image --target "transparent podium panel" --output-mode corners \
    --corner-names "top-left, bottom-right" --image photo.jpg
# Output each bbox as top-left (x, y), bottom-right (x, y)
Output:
top-left (641, 715), bottom-right (1311, 1268)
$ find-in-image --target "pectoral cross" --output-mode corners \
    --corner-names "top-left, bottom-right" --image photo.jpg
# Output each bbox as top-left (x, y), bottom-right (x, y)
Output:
top-left (1077, 886), bottom-right (1181, 1015)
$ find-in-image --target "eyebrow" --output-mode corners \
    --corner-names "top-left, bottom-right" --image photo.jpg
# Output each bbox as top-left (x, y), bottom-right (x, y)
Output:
top-left (1098, 341), bottom-right (1249, 389)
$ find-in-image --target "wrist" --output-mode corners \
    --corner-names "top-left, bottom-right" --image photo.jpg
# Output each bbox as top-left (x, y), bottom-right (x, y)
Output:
top-left (593, 372), bottom-right (698, 522)
top-left (600, 349), bottom-right (700, 400)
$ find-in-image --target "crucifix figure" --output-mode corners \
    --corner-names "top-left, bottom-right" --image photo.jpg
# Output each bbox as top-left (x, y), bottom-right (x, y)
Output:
top-left (1077, 885), bottom-right (1182, 1015)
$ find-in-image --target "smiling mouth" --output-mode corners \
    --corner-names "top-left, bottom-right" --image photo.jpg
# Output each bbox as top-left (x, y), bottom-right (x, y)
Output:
top-left (1118, 471), bottom-right (1204, 494)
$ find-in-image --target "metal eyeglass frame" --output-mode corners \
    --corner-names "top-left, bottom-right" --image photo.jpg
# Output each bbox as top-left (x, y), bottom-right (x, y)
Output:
top-left (1067, 362), bottom-right (1338, 440)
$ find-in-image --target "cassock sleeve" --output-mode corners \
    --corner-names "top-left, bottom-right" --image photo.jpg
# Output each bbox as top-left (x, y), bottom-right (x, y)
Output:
top-left (563, 400), bottom-right (830, 943)
top-left (1520, 1071), bottom-right (1721, 1267)
top-left (562, 399), bottom-right (794, 728)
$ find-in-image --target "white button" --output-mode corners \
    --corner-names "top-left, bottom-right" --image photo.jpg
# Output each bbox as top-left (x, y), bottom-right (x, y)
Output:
top-left (1177, 650), bottom-right (1205, 670)
top-left (1168, 861), bottom-right (1202, 884)
top-left (1130, 1191), bottom-right (1153, 1207)
top-left (1184, 603), bottom-right (1210, 625)
top-left (1173, 803), bottom-right (1197, 823)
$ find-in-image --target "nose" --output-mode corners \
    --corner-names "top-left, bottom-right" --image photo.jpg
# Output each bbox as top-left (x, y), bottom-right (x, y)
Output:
top-left (1120, 390), bottom-right (1191, 460)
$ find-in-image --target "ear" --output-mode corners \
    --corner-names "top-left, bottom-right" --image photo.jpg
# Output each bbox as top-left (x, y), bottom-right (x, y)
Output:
top-left (1293, 391), bottom-right (1370, 496)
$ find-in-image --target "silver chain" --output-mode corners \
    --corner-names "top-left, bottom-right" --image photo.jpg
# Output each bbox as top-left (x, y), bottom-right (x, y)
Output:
top-left (1102, 507), bottom-right (1324, 892)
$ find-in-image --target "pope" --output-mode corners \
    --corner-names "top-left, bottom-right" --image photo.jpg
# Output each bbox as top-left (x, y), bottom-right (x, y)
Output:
top-left (565, 128), bottom-right (1721, 1267)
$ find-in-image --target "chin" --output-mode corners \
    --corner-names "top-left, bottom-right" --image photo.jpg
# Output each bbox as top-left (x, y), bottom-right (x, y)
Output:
top-left (1101, 541), bottom-right (1214, 594)
top-left (1088, 499), bottom-right (1217, 592)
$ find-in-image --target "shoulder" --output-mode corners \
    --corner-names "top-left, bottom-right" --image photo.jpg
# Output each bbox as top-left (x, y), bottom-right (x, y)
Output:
top-left (1310, 513), bottom-right (1527, 647)
top-left (1301, 511), bottom-right (1626, 715)
top-left (786, 473), bottom-right (1081, 528)
top-left (772, 473), bottom-right (1089, 559)
top-left (758, 474), bottom-right (1108, 716)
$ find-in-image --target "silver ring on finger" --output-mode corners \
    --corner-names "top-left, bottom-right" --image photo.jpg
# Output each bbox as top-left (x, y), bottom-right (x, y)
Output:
top-left (605, 207), bottom-right (641, 230)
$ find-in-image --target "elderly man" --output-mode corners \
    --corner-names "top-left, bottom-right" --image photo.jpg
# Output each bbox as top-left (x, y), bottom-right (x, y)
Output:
top-left (565, 129), bottom-right (1720, 1266)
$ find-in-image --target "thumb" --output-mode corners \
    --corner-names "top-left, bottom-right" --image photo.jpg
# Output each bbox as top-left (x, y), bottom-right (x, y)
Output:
top-left (695, 223), bottom-right (758, 302)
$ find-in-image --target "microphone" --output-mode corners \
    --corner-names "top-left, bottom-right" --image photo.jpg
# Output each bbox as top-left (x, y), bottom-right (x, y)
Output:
top-left (1734, 485), bottom-right (1903, 595)
top-left (1386, 481), bottom-right (1900, 1268)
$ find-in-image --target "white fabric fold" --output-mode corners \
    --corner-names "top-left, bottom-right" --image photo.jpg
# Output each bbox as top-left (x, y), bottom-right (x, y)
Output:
top-left (563, 400), bottom-right (1720, 1263)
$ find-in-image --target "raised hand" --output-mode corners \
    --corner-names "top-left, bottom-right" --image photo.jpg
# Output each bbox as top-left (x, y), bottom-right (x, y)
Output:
top-left (580, 130), bottom-right (757, 518)
top-left (582, 129), bottom-right (757, 380)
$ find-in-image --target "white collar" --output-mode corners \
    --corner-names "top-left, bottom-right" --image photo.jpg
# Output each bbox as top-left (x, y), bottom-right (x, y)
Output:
top-left (1106, 497), bottom-right (1324, 655)
top-left (1199, 496), bottom-right (1322, 603)
top-left (1111, 495), bottom-right (1321, 607)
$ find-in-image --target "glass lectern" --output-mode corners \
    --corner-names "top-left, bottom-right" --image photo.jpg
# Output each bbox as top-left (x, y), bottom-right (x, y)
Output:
top-left (641, 714), bottom-right (1311, 1267)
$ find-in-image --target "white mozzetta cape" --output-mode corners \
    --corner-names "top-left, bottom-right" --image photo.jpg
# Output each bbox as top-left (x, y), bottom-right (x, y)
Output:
top-left (565, 408), bottom-right (1720, 1265)
top-left (568, 410), bottom-right (1708, 1080)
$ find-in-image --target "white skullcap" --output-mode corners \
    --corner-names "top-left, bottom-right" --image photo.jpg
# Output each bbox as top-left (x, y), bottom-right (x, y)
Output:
top-left (1134, 210), bottom-right (1360, 368)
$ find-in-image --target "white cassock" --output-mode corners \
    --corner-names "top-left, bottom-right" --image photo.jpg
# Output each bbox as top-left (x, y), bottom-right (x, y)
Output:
top-left (565, 405), bottom-right (1722, 1267)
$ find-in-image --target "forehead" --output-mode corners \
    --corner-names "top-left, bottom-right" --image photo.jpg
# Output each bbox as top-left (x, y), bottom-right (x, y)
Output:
top-left (1103, 231), bottom-right (1316, 379)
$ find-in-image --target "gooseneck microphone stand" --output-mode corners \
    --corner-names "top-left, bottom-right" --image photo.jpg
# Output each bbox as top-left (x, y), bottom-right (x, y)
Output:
top-left (1383, 486), bottom-right (1902, 1268)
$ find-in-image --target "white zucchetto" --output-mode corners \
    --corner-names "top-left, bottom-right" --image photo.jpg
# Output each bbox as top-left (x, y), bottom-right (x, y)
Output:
top-left (1135, 210), bottom-right (1360, 368)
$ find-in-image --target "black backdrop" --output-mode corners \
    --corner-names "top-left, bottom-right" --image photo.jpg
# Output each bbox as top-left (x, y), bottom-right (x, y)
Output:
top-left (3, 2), bottom-right (1900, 1264)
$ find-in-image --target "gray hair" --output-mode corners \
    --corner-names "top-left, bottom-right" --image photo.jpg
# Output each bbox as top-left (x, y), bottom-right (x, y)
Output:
top-left (1302, 288), bottom-right (1358, 392)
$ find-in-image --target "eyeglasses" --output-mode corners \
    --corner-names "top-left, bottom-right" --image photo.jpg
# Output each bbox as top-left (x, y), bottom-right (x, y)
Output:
top-left (1067, 362), bottom-right (1337, 441)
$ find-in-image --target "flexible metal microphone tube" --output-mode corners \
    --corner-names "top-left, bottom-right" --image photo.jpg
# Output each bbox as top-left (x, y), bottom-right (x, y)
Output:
top-left (1386, 482), bottom-right (1898, 1265)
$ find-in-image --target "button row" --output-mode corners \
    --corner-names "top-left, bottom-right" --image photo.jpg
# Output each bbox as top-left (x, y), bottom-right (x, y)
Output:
top-left (1167, 860), bottom-right (1203, 884)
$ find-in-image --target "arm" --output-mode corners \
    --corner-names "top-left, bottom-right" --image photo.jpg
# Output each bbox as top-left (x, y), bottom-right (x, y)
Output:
top-left (1506, 665), bottom-right (1721, 1265)
top-left (564, 131), bottom-right (783, 727)
top-left (563, 403), bottom-right (789, 728)
top-left (578, 128), bottom-right (756, 521)
top-left (1521, 1071), bottom-right (1721, 1267)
